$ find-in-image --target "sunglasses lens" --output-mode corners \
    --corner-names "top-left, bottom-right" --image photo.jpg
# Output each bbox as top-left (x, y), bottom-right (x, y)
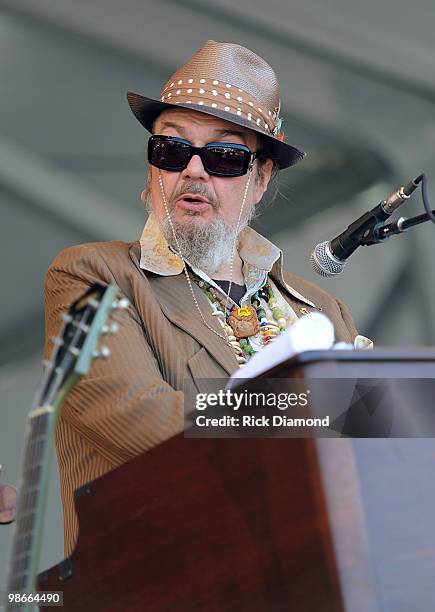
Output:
top-left (149, 137), bottom-right (252, 176)
top-left (204, 146), bottom-right (248, 176)
top-left (149, 138), bottom-right (191, 170)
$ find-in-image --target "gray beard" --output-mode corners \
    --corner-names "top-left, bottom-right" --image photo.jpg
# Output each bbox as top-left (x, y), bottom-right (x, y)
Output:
top-left (146, 179), bottom-right (255, 275)
top-left (161, 215), bottom-right (244, 275)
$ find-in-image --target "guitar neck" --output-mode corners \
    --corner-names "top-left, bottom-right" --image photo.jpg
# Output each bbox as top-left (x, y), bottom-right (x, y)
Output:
top-left (5, 403), bottom-right (58, 600)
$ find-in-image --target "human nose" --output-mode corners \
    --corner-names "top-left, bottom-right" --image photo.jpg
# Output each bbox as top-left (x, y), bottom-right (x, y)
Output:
top-left (180, 153), bottom-right (210, 181)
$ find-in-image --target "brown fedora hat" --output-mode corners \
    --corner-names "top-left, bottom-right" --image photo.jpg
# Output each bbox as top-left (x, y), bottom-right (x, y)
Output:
top-left (127, 40), bottom-right (306, 170)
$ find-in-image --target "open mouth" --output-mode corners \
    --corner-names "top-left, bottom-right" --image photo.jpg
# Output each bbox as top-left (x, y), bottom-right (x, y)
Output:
top-left (176, 194), bottom-right (211, 212)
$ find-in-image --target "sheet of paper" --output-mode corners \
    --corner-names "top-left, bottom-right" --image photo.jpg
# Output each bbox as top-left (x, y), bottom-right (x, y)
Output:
top-left (227, 313), bottom-right (337, 388)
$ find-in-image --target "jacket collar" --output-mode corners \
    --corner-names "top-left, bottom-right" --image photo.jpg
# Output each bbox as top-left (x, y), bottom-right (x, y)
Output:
top-left (138, 214), bottom-right (316, 307)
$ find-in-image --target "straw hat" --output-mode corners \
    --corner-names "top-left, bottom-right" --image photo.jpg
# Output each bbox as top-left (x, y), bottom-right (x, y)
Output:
top-left (127, 40), bottom-right (305, 170)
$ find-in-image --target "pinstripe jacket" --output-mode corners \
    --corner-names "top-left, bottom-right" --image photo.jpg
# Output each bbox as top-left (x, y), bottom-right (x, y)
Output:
top-left (44, 215), bottom-right (361, 556)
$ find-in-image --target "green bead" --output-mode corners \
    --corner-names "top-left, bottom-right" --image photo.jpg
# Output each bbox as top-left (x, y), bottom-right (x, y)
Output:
top-left (272, 307), bottom-right (283, 320)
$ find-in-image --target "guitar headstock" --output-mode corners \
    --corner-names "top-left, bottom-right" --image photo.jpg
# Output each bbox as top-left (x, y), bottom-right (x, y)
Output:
top-left (36, 283), bottom-right (128, 409)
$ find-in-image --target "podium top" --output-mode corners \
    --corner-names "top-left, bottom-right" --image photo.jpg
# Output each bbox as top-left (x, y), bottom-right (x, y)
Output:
top-left (261, 347), bottom-right (435, 379)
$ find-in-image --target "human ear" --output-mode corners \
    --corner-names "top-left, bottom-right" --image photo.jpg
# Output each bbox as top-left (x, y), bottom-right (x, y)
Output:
top-left (141, 166), bottom-right (152, 206)
top-left (253, 158), bottom-right (274, 204)
top-left (140, 188), bottom-right (149, 206)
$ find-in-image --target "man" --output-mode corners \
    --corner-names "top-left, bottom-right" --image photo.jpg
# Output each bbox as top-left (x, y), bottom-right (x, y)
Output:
top-left (45, 40), bottom-right (365, 557)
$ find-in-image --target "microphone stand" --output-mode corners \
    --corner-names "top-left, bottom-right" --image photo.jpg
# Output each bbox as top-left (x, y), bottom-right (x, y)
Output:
top-left (363, 173), bottom-right (434, 245)
top-left (365, 207), bottom-right (435, 245)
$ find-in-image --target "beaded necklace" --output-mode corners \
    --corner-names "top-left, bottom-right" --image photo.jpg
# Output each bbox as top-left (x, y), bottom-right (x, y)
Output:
top-left (156, 168), bottom-right (289, 367)
top-left (193, 274), bottom-right (289, 365)
top-left (157, 169), bottom-right (252, 352)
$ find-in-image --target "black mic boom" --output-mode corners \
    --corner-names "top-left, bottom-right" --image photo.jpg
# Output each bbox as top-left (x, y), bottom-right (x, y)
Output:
top-left (311, 177), bottom-right (420, 277)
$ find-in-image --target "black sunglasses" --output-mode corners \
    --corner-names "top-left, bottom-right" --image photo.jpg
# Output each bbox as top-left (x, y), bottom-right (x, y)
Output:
top-left (148, 135), bottom-right (262, 177)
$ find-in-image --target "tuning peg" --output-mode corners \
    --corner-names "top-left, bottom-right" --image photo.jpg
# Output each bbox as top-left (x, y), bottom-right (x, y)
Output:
top-left (101, 346), bottom-right (111, 358)
top-left (111, 297), bottom-right (129, 310)
top-left (109, 322), bottom-right (119, 334)
top-left (61, 313), bottom-right (73, 323)
top-left (52, 336), bottom-right (64, 347)
top-left (92, 346), bottom-right (111, 359)
top-left (101, 322), bottom-right (120, 335)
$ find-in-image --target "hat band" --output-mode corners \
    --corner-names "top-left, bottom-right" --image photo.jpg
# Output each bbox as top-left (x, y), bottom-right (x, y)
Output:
top-left (160, 78), bottom-right (279, 134)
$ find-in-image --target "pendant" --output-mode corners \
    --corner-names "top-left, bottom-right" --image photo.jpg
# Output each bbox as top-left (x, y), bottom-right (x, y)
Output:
top-left (228, 305), bottom-right (260, 340)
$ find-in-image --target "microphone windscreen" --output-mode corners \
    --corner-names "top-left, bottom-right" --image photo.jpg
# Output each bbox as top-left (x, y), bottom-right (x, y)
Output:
top-left (310, 241), bottom-right (346, 277)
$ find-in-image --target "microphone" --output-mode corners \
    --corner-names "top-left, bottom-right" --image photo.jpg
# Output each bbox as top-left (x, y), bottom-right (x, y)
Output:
top-left (310, 177), bottom-right (420, 277)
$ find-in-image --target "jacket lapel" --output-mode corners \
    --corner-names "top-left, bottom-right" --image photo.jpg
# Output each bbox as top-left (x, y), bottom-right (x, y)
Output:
top-left (129, 243), bottom-right (238, 376)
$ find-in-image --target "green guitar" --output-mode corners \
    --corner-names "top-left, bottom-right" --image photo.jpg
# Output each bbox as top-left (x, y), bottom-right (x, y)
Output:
top-left (4, 283), bottom-right (128, 611)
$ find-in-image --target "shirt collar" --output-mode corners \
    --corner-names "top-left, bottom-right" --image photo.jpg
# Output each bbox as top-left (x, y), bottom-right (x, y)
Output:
top-left (139, 213), bottom-right (316, 307)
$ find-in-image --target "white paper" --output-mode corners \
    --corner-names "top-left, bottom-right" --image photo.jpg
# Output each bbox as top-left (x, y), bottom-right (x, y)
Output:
top-left (227, 312), bottom-right (336, 388)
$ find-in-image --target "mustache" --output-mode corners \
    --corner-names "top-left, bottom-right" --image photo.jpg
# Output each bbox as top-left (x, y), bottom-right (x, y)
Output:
top-left (169, 181), bottom-right (219, 210)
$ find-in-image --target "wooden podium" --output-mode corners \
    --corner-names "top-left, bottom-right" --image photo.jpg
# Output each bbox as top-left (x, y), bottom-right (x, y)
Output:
top-left (38, 348), bottom-right (435, 611)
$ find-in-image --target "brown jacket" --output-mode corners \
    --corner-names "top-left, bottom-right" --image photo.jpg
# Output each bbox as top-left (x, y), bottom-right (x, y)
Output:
top-left (45, 236), bottom-right (358, 556)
